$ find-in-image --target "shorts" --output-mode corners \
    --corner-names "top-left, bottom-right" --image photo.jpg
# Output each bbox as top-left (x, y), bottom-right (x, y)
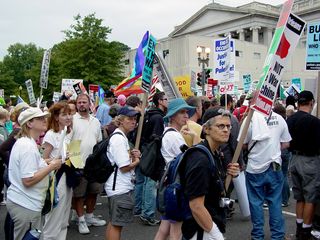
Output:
top-left (290, 154), bottom-right (320, 203)
top-left (72, 176), bottom-right (103, 198)
top-left (108, 191), bottom-right (134, 227)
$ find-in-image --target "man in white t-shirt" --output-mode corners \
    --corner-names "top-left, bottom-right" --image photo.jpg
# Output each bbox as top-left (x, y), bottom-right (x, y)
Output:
top-left (243, 110), bottom-right (291, 240)
top-left (70, 94), bottom-right (104, 234)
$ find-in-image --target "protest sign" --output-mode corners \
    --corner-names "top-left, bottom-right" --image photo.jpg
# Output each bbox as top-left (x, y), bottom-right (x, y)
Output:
top-left (213, 36), bottom-right (235, 82)
top-left (0, 89), bottom-right (4, 98)
top-left (153, 52), bottom-right (181, 100)
top-left (219, 81), bottom-right (234, 94)
top-left (61, 79), bottom-right (83, 100)
top-left (52, 92), bottom-right (62, 102)
top-left (306, 21), bottom-right (320, 70)
top-left (284, 83), bottom-right (300, 100)
top-left (291, 77), bottom-right (302, 90)
top-left (242, 74), bottom-right (252, 93)
top-left (173, 75), bottom-right (194, 98)
top-left (252, 12), bottom-right (305, 116)
top-left (68, 140), bottom-right (84, 169)
top-left (25, 79), bottom-right (36, 105)
top-left (141, 34), bottom-right (157, 92)
top-left (39, 49), bottom-right (51, 89)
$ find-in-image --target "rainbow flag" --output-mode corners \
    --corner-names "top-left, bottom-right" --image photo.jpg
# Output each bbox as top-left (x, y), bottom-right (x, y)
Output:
top-left (114, 77), bottom-right (144, 96)
top-left (114, 31), bottom-right (150, 95)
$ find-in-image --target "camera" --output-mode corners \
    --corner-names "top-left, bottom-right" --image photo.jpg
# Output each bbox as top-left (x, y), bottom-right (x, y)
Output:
top-left (219, 198), bottom-right (235, 209)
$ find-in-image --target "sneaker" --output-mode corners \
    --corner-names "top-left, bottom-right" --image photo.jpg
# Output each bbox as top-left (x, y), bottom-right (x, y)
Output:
top-left (139, 215), bottom-right (161, 226)
top-left (0, 200), bottom-right (6, 206)
top-left (70, 210), bottom-right (78, 223)
top-left (85, 215), bottom-right (106, 227)
top-left (263, 203), bottom-right (268, 209)
top-left (78, 220), bottom-right (90, 234)
top-left (282, 203), bottom-right (289, 207)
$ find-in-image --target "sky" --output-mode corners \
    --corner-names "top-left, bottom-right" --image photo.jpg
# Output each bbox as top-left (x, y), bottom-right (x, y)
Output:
top-left (0, 0), bottom-right (286, 59)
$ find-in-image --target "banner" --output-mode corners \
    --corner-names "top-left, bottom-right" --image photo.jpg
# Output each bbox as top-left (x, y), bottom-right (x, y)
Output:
top-left (306, 21), bottom-right (320, 70)
top-left (61, 79), bottom-right (83, 100)
top-left (252, 11), bottom-right (305, 116)
top-left (213, 36), bottom-right (235, 82)
top-left (242, 74), bottom-right (252, 93)
top-left (153, 52), bottom-right (181, 100)
top-left (39, 49), bottom-right (51, 89)
top-left (173, 75), bottom-right (194, 98)
top-left (25, 79), bottom-right (36, 105)
top-left (141, 34), bottom-right (157, 92)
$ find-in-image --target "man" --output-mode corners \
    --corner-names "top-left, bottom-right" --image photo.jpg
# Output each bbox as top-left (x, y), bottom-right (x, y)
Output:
top-left (287, 90), bottom-right (320, 240)
top-left (181, 108), bottom-right (240, 240)
top-left (181, 96), bottom-right (202, 147)
top-left (155, 98), bottom-right (196, 240)
top-left (70, 93), bottom-right (105, 234)
top-left (96, 90), bottom-right (114, 129)
top-left (135, 92), bottom-right (167, 226)
top-left (244, 109), bottom-right (291, 240)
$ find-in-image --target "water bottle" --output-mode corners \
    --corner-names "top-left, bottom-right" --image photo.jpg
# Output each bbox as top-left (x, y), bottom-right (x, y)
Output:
top-left (22, 229), bottom-right (41, 240)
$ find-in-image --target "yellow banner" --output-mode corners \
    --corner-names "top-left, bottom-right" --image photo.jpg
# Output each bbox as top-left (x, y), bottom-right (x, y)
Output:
top-left (173, 75), bottom-right (194, 98)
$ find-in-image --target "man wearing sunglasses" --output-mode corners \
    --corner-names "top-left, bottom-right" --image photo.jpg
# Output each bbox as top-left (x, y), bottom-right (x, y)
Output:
top-left (181, 108), bottom-right (240, 240)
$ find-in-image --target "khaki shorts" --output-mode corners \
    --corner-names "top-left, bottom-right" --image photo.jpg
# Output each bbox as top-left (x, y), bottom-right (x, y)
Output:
top-left (108, 191), bottom-right (134, 227)
top-left (73, 176), bottom-right (103, 198)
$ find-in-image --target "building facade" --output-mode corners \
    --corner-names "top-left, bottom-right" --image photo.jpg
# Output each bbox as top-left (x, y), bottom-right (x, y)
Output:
top-left (124, 0), bottom-right (320, 93)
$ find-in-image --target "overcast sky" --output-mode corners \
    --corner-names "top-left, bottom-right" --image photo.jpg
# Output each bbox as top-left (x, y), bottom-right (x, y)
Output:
top-left (0, 0), bottom-right (285, 59)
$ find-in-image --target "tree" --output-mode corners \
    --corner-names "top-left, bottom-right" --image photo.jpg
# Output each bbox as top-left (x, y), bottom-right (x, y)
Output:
top-left (53, 13), bottom-right (129, 90)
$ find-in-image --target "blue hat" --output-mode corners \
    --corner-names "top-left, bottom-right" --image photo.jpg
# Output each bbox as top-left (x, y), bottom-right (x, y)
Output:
top-left (164, 98), bottom-right (196, 121)
top-left (118, 106), bottom-right (139, 117)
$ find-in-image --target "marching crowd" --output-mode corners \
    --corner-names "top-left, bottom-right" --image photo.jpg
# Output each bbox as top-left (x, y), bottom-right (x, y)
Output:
top-left (0, 89), bottom-right (319, 240)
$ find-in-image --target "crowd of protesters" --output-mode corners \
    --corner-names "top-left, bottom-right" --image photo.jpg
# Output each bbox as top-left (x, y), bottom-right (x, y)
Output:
top-left (0, 89), bottom-right (319, 240)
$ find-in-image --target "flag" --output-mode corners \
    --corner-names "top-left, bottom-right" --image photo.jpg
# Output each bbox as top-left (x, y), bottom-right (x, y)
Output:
top-left (17, 95), bottom-right (25, 104)
top-left (114, 77), bottom-right (144, 97)
top-left (148, 75), bottom-right (159, 103)
top-left (114, 31), bottom-right (150, 94)
top-left (98, 85), bottom-right (105, 105)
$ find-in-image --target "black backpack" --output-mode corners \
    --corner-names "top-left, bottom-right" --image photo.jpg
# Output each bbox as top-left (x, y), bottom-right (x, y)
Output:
top-left (139, 128), bottom-right (176, 181)
top-left (84, 132), bottom-right (123, 184)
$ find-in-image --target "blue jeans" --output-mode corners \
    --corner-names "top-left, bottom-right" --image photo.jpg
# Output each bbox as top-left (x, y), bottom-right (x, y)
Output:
top-left (281, 149), bottom-right (291, 205)
top-left (246, 164), bottom-right (285, 240)
top-left (134, 167), bottom-right (157, 219)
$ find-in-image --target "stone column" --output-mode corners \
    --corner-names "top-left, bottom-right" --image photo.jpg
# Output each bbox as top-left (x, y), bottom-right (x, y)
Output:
top-left (237, 29), bottom-right (245, 41)
top-left (265, 27), bottom-right (273, 45)
top-left (250, 26), bottom-right (261, 44)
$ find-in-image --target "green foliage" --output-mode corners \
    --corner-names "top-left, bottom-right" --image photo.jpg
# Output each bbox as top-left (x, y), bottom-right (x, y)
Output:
top-left (0, 13), bottom-right (129, 101)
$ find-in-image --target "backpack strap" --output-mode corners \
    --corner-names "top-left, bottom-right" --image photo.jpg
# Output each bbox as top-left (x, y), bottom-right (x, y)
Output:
top-left (162, 127), bottom-right (177, 136)
top-left (108, 131), bottom-right (124, 191)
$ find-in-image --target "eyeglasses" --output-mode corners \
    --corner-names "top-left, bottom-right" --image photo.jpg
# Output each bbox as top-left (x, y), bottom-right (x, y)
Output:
top-left (34, 116), bottom-right (46, 121)
top-left (214, 124), bottom-right (232, 130)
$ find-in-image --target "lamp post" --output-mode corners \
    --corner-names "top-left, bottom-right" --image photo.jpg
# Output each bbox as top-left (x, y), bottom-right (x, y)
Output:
top-left (197, 46), bottom-right (210, 96)
top-left (19, 85), bottom-right (22, 96)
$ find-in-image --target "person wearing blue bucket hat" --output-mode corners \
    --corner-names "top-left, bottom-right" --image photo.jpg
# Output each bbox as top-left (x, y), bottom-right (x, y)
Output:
top-left (155, 98), bottom-right (196, 240)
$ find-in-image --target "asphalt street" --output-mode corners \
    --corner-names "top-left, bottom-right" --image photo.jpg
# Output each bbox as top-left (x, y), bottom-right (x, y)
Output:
top-left (0, 193), bottom-right (298, 240)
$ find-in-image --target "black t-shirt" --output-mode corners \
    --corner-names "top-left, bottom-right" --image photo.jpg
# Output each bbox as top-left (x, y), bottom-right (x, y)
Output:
top-left (181, 141), bottom-right (226, 238)
top-left (287, 111), bottom-right (320, 155)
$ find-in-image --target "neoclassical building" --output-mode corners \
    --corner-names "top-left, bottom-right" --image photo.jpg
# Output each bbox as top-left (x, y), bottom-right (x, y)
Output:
top-left (124, 0), bottom-right (320, 92)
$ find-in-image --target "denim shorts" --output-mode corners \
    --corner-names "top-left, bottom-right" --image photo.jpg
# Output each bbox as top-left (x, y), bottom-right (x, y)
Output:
top-left (108, 191), bottom-right (134, 227)
top-left (290, 154), bottom-right (320, 203)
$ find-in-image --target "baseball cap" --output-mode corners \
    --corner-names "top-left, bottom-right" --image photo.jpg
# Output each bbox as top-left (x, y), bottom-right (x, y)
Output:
top-left (298, 90), bottom-right (314, 104)
top-left (118, 106), bottom-right (139, 117)
top-left (202, 108), bottom-right (231, 124)
top-left (18, 107), bottom-right (49, 126)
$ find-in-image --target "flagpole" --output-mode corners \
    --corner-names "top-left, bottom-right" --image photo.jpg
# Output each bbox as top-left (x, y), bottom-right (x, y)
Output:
top-left (135, 92), bottom-right (148, 149)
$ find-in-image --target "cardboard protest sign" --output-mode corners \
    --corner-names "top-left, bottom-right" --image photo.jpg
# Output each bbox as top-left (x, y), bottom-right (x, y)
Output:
top-left (173, 75), bottom-right (194, 98)
top-left (213, 36), bottom-right (235, 82)
top-left (52, 92), bottom-right (62, 102)
top-left (242, 74), bottom-right (252, 93)
top-left (39, 49), bottom-right (51, 89)
top-left (219, 82), bottom-right (234, 94)
top-left (252, 12), bottom-right (305, 115)
top-left (61, 79), bottom-right (83, 100)
top-left (306, 21), bottom-right (320, 70)
top-left (25, 79), bottom-right (36, 105)
top-left (284, 83), bottom-right (300, 100)
top-left (68, 140), bottom-right (83, 169)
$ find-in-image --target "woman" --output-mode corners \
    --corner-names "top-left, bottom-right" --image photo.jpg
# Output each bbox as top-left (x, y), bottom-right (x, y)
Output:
top-left (42, 101), bottom-right (73, 240)
top-left (105, 106), bottom-right (141, 240)
top-left (6, 107), bottom-right (62, 240)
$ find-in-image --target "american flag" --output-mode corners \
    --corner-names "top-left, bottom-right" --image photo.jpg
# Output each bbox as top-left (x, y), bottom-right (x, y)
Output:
top-left (148, 74), bottom-right (159, 104)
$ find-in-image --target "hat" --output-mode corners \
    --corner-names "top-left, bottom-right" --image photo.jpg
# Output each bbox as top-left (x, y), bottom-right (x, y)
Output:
top-left (117, 94), bottom-right (126, 106)
top-left (202, 108), bottom-right (231, 124)
top-left (14, 102), bottom-right (29, 113)
top-left (118, 106), bottom-right (139, 117)
top-left (18, 107), bottom-right (49, 126)
top-left (298, 90), bottom-right (314, 104)
top-left (164, 98), bottom-right (195, 121)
